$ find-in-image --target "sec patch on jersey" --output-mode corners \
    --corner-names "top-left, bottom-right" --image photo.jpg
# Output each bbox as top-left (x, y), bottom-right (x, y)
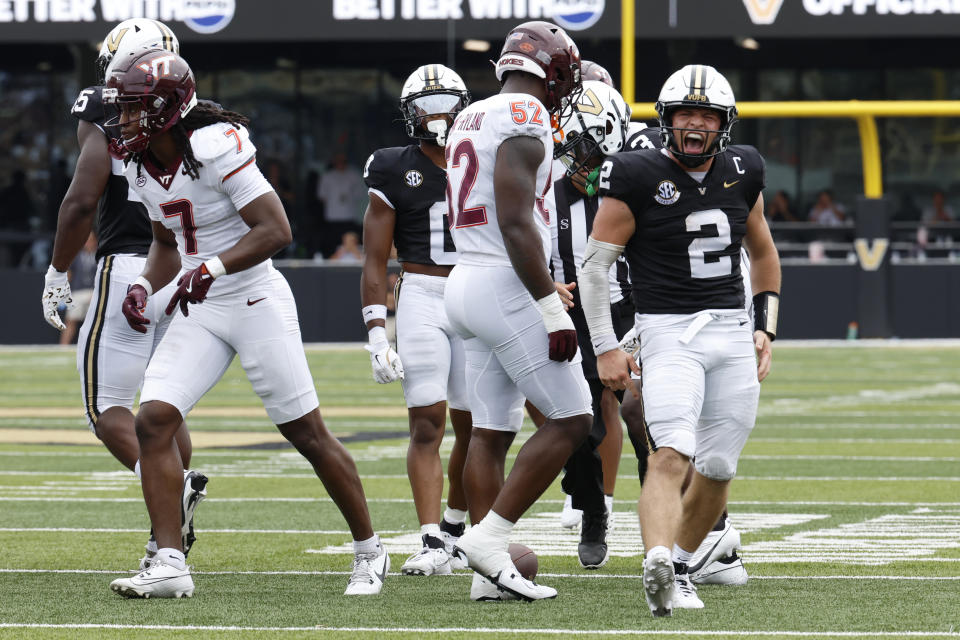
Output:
top-left (404, 170), bottom-right (423, 187)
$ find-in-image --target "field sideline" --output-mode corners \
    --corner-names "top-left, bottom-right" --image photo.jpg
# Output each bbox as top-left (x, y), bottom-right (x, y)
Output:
top-left (0, 343), bottom-right (959, 639)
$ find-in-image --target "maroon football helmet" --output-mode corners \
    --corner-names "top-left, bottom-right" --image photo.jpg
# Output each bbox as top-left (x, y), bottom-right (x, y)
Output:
top-left (102, 47), bottom-right (197, 155)
top-left (581, 60), bottom-right (614, 87)
top-left (495, 21), bottom-right (582, 117)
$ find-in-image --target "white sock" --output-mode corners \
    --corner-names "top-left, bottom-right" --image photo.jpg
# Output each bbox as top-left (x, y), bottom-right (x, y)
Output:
top-left (604, 494), bottom-right (614, 514)
top-left (443, 507), bottom-right (467, 525)
top-left (133, 460), bottom-right (141, 479)
top-left (145, 538), bottom-right (159, 554)
top-left (478, 510), bottom-right (514, 540)
top-left (353, 534), bottom-right (381, 556)
top-left (647, 544), bottom-right (671, 560)
top-left (673, 544), bottom-right (693, 565)
top-left (421, 523), bottom-right (442, 538)
top-left (156, 548), bottom-right (186, 570)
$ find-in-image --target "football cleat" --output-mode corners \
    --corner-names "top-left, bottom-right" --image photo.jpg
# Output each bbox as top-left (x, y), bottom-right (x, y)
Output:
top-left (345, 547), bottom-right (389, 595)
top-left (440, 519), bottom-right (467, 570)
top-left (401, 534), bottom-right (452, 576)
top-left (578, 510), bottom-right (609, 569)
top-left (691, 551), bottom-right (748, 585)
top-left (110, 558), bottom-right (194, 599)
top-left (453, 527), bottom-right (556, 602)
top-left (688, 517), bottom-right (741, 579)
top-left (560, 494), bottom-right (583, 529)
top-left (495, 565), bottom-right (557, 601)
top-left (673, 570), bottom-right (705, 609)
top-left (470, 573), bottom-right (517, 602)
top-left (642, 547), bottom-right (675, 617)
top-left (181, 470), bottom-right (208, 558)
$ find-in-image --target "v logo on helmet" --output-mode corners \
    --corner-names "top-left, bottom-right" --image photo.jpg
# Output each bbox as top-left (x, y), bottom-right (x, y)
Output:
top-left (577, 88), bottom-right (604, 116)
top-left (138, 55), bottom-right (177, 78)
top-left (742, 0), bottom-right (784, 25)
top-left (105, 28), bottom-right (129, 54)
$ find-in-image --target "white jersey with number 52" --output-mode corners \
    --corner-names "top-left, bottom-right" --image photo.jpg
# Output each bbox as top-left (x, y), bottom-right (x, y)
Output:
top-left (446, 93), bottom-right (554, 268)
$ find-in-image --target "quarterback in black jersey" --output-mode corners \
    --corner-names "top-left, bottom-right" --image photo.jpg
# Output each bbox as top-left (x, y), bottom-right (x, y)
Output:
top-left (360, 64), bottom-right (474, 577)
top-left (39, 19), bottom-right (206, 572)
top-left (580, 65), bottom-right (781, 616)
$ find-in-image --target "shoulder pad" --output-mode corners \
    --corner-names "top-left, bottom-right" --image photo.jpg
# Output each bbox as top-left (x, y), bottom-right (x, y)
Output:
top-left (191, 122), bottom-right (253, 163)
top-left (70, 86), bottom-right (104, 123)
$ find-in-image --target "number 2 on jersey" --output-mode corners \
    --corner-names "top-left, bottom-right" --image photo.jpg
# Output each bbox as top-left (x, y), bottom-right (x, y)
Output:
top-left (447, 139), bottom-right (487, 229)
top-left (160, 199), bottom-right (199, 255)
top-left (686, 209), bottom-right (732, 278)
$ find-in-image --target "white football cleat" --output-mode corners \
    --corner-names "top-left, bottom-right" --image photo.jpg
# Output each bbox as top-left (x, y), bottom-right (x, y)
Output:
top-left (401, 535), bottom-right (452, 576)
top-left (689, 518), bottom-right (740, 574)
top-left (345, 548), bottom-right (389, 595)
top-left (495, 564), bottom-right (557, 601)
top-left (560, 494), bottom-right (582, 529)
top-left (642, 546), bottom-right (675, 617)
top-left (110, 559), bottom-right (194, 599)
top-left (692, 551), bottom-right (748, 585)
top-left (470, 573), bottom-right (517, 602)
top-left (439, 520), bottom-right (468, 570)
top-left (181, 470), bottom-right (208, 557)
top-left (673, 571), bottom-right (705, 609)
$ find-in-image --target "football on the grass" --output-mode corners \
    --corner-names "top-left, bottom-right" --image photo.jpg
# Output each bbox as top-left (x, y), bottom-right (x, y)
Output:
top-left (509, 543), bottom-right (538, 580)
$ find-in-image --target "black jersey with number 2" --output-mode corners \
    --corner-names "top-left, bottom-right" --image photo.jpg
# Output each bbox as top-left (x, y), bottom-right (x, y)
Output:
top-left (363, 144), bottom-right (457, 266)
top-left (598, 145), bottom-right (765, 314)
top-left (70, 85), bottom-right (152, 260)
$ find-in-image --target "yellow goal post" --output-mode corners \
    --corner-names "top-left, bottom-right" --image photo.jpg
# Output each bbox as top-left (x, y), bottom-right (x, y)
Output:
top-left (620, 0), bottom-right (960, 198)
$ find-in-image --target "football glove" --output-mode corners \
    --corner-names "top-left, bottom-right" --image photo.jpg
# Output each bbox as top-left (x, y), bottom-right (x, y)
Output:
top-left (365, 341), bottom-right (405, 384)
top-left (166, 264), bottom-right (215, 317)
top-left (618, 326), bottom-right (641, 357)
top-left (535, 291), bottom-right (578, 362)
top-left (42, 265), bottom-right (73, 331)
top-left (121, 284), bottom-right (150, 334)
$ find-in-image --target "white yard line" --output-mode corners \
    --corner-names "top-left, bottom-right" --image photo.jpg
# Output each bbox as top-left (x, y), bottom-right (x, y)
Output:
top-left (0, 623), bottom-right (957, 637)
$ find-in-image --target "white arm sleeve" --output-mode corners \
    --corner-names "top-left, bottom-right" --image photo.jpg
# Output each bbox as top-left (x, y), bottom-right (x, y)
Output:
top-left (580, 236), bottom-right (625, 355)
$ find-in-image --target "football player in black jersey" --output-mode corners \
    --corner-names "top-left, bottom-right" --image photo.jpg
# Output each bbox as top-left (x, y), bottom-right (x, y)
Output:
top-left (40, 19), bottom-right (206, 572)
top-left (548, 79), bottom-right (633, 569)
top-left (360, 64), bottom-right (473, 576)
top-left (580, 64), bottom-right (780, 616)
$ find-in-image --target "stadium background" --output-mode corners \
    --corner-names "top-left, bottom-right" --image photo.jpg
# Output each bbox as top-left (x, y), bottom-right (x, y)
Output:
top-left (1, 0), bottom-right (959, 341)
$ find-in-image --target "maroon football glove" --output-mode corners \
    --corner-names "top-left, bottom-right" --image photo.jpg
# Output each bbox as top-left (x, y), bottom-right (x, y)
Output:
top-left (548, 329), bottom-right (578, 362)
top-left (121, 284), bottom-right (150, 334)
top-left (166, 264), bottom-right (215, 317)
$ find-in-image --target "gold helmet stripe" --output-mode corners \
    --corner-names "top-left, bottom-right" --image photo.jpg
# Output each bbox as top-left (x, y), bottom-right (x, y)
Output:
top-left (154, 20), bottom-right (175, 53)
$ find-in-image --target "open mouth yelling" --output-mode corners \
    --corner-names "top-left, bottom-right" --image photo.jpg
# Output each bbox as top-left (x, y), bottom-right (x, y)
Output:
top-left (682, 131), bottom-right (706, 155)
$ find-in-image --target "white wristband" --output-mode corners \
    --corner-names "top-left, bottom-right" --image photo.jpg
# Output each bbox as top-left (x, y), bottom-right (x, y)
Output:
top-left (203, 256), bottom-right (227, 279)
top-left (132, 276), bottom-right (153, 297)
top-left (534, 292), bottom-right (570, 333)
top-left (362, 304), bottom-right (388, 324)
top-left (367, 325), bottom-right (388, 346)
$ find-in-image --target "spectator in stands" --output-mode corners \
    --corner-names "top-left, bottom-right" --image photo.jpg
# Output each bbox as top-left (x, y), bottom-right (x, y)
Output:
top-left (766, 190), bottom-right (799, 223)
top-left (317, 153), bottom-right (365, 257)
top-left (329, 231), bottom-right (364, 264)
top-left (0, 169), bottom-right (37, 265)
top-left (808, 189), bottom-right (846, 226)
top-left (921, 189), bottom-right (956, 224)
top-left (60, 231), bottom-right (98, 346)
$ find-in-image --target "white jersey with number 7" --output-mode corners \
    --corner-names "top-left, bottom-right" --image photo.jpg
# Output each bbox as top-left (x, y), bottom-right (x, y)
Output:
top-left (446, 93), bottom-right (554, 268)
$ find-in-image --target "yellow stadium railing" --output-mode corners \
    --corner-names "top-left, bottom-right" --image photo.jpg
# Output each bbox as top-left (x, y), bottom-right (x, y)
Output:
top-left (620, 0), bottom-right (960, 198)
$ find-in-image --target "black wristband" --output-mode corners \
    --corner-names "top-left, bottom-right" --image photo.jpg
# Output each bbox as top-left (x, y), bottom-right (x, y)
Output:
top-left (753, 291), bottom-right (780, 340)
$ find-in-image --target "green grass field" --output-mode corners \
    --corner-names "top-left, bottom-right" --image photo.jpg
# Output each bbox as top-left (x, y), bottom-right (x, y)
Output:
top-left (1, 343), bottom-right (959, 639)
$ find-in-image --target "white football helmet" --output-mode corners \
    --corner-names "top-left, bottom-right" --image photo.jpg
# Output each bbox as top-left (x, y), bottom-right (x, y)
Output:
top-left (399, 64), bottom-right (470, 147)
top-left (96, 19), bottom-right (179, 84)
top-left (556, 80), bottom-right (630, 195)
top-left (655, 64), bottom-right (738, 167)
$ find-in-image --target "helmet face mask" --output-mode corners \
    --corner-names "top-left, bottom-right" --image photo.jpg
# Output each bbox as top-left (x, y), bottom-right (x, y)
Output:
top-left (96, 18), bottom-right (179, 84)
top-left (555, 81), bottom-right (629, 192)
top-left (102, 48), bottom-right (197, 156)
top-left (399, 64), bottom-right (470, 147)
top-left (655, 64), bottom-right (738, 168)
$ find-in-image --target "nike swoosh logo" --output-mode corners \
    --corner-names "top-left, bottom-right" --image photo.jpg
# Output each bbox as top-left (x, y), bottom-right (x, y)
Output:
top-left (739, 320), bottom-right (749, 326)
top-left (376, 553), bottom-right (388, 582)
top-left (247, 297), bottom-right (266, 306)
top-left (724, 180), bottom-right (740, 188)
top-left (185, 280), bottom-right (194, 294)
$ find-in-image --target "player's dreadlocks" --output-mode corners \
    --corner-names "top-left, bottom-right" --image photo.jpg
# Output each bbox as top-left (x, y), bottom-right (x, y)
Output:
top-left (132, 102), bottom-right (251, 181)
